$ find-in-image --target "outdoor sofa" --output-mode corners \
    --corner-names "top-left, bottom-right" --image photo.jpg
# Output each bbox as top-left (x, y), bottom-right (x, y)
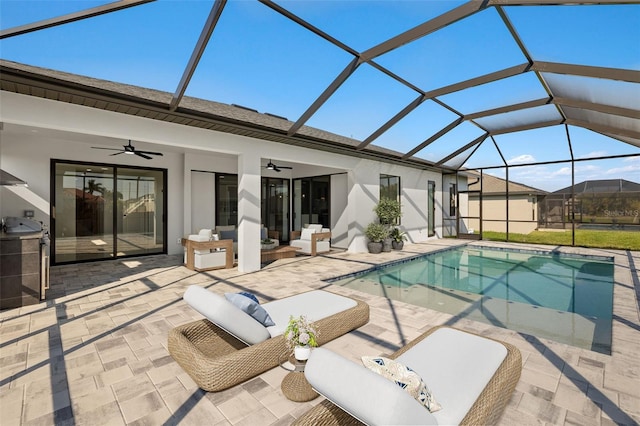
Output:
top-left (168, 285), bottom-right (369, 392)
top-left (294, 326), bottom-right (522, 426)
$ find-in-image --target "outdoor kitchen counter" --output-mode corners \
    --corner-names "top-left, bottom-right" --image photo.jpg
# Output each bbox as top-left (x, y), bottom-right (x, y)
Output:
top-left (0, 231), bottom-right (45, 309)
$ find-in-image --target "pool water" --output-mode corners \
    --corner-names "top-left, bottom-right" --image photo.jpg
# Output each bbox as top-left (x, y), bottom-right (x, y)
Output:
top-left (331, 246), bottom-right (614, 354)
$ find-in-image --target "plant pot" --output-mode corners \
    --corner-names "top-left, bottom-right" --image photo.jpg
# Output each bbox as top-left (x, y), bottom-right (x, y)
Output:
top-left (392, 241), bottom-right (404, 250)
top-left (367, 242), bottom-right (383, 254)
top-left (294, 345), bottom-right (311, 361)
top-left (382, 237), bottom-right (393, 252)
top-left (260, 243), bottom-right (276, 250)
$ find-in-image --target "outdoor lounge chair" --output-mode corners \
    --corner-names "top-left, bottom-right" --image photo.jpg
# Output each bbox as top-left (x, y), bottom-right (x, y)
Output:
top-left (294, 326), bottom-right (522, 426)
top-left (290, 224), bottom-right (331, 256)
top-left (168, 285), bottom-right (369, 392)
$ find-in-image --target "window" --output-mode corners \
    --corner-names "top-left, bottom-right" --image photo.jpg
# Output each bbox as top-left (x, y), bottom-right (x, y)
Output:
top-left (428, 180), bottom-right (436, 237)
top-left (380, 174), bottom-right (400, 202)
top-left (380, 174), bottom-right (401, 225)
top-left (215, 174), bottom-right (238, 226)
top-left (449, 183), bottom-right (457, 217)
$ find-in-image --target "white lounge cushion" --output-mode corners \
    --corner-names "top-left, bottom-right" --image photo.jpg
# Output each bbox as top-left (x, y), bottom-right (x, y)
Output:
top-left (194, 251), bottom-right (226, 269)
top-left (396, 328), bottom-right (507, 426)
top-left (290, 239), bottom-right (330, 254)
top-left (300, 228), bottom-right (316, 240)
top-left (305, 348), bottom-right (437, 425)
top-left (306, 224), bottom-right (323, 231)
top-left (183, 285), bottom-right (270, 345)
top-left (263, 290), bottom-right (357, 337)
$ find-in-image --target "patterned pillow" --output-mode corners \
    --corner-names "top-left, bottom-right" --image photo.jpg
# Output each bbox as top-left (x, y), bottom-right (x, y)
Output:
top-left (361, 356), bottom-right (442, 413)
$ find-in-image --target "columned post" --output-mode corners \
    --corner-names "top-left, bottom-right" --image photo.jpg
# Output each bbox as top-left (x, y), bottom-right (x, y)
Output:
top-left (237, 153), bottom-right (261, 272)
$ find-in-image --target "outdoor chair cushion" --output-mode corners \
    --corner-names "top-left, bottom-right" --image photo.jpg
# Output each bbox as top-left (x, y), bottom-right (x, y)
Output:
top-left (306, 348), bottom-right (437, 425)
top-left (295, 326), bottom-right (522, 426)
top-left (183, 285), bottom-right (270, 345)
top-left (263, 290), bottom-right (357, 337)
top-left (169, 287), bottom-right (370, 392)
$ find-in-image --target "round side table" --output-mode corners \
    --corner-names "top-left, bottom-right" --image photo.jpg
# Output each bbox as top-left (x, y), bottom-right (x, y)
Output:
top-left (279, 355), bottom-right (318, 402)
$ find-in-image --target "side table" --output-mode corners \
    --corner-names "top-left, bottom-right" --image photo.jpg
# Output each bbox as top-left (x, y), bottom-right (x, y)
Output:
top-left (279, 355), bottom-right (318, 402)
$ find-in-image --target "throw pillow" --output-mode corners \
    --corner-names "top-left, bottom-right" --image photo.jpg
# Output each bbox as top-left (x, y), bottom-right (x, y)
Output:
top-left (219, 230), bottom-right (237, 242)
top-left (361, 356), bottom-right (442, 413)
top-left (225, 293), bottom-right (275, 327)
top-left (238, 291), bottom-right (259, 304)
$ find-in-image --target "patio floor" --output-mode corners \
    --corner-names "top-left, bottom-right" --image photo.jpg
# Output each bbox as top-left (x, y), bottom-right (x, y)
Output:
top-left (1, 239), bottom-right (638, 425)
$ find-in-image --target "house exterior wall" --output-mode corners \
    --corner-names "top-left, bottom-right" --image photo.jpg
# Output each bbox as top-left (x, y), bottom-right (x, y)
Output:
top-left (1, 90), bottom-right (444, 271)
top-left (469, 195), bottom-right (538, 234)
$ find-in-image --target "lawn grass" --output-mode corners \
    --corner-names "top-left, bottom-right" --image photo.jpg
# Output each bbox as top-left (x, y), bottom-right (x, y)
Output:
top-left (482, 230), bottom-right (640, 251)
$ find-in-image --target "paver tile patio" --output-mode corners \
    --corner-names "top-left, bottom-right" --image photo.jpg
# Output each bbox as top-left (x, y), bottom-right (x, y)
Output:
top-left (0, 239), bottom-right (638, 425)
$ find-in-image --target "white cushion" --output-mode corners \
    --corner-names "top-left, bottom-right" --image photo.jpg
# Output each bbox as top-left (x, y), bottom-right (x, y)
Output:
top-left (397, 328), bottom-right (507, 426)
top-left (290, 239), bottom-right (329, 255)
top-left (263, 290), bottom-right (356, 338)
top-left (305, 348), bottom-right (436, 425)
top-left (183, 285), bottom-right (270, 345)
top-left (300, 228), bottom-right (316, 240)
top-left (194, 251), bottom-right (226, 268)
top-left (306, 224), bottom-right (323, 231)
top-left (188, 234), bottom-right (210, 242)
top-left (198, 229), bottom-right (213, 238)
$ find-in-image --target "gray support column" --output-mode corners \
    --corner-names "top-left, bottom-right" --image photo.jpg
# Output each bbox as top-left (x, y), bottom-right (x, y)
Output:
top-left (237, 153), bottom-right (262, 272)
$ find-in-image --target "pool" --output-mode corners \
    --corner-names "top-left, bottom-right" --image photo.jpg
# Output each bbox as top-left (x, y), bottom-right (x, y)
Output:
top-left (330, 246), bottom-right (614, 354)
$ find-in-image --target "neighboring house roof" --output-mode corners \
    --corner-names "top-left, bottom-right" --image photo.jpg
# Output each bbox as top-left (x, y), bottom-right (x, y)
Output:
top-left (467, 172), bottom-right (547, 196)
top-left (552, 179), bottom-right (640, 194)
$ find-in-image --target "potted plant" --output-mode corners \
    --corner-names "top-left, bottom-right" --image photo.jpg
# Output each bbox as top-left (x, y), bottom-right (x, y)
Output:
top-left (284, 315), bottom-right (318, 361)
top-left (374, 198), bottom-right (402, 252)
top-left (390, 227), bottom-right (407, 250)
top-left (364, 222), bottom-right (389, 254)
top-left (374, 197), bottom-right (402, 226)
top-left (260, 238), bottom-right (277, 250)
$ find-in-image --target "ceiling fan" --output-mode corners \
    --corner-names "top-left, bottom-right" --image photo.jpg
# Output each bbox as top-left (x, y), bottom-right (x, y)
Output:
top-left (264, 160), bottom-right (292, 172)
top-left (91, 140), bottom-right (163, 160)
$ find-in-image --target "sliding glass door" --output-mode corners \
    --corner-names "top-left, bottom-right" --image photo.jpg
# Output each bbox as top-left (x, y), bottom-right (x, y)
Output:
top-left (292, 175), bottom-right (330, 231)
top-left (261, 177), bottom-right (290, 242)
top-left (52, 160), bottom-right (166, 264)
top-left (116, 168), bottom-right (165, 257)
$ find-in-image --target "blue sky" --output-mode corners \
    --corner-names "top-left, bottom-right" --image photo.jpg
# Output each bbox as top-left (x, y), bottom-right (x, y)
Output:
top-left (1, 0), bottom-right (639, 192)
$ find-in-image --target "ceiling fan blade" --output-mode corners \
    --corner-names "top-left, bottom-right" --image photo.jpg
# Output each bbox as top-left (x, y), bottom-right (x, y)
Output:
top-left (135, 152), bottom-right (153, 160)
top-left (137, 150), bottom-right (163, 156)
top-left (110, 152), bottom-right (124, 156)
top-left (278, 166), bottom-right (293, 169)
top-left (92, 146), bottom-right (122, 151)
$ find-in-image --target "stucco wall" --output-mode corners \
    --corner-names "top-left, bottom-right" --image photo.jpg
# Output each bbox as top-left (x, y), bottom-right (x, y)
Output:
top-left (1, 90), bottom-right (445, 270)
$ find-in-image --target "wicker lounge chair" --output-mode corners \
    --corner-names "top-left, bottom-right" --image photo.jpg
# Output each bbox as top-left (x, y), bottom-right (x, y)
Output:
top-left (168, 286), bottom-right (369, 392)
top-left (294, 326), bottom-right (522, 426)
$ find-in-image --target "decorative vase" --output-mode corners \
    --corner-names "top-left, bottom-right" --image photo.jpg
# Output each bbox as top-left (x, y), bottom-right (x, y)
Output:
top-left (392, 241), bottom-right (404, 250)
top-left (382, 237), bottom-right (393, 252)
top-left (367, 242), bottom-right (383, 254)
top-left (294, 345), bottom-right (311, 361)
